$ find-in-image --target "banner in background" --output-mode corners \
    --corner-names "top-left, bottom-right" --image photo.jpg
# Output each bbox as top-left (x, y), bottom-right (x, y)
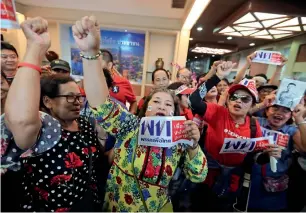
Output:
top-left (1, 0), bottom-right (19, 29)
top-left (69, 28), bottom-right (145, 84)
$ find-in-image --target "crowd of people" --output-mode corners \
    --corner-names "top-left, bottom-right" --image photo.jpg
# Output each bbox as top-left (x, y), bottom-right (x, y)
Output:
top-left (1, 16), bottom-right (306, 212)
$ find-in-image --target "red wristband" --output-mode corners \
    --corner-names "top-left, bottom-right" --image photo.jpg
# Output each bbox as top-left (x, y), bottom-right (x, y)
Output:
top-left (18, 62), bottom-right (42, 74)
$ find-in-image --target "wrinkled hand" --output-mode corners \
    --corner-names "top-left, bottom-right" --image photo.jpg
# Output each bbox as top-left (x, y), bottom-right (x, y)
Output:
top-left (264, 144), bottom-right (282, 159)
top-left (72, 16), bottom-right (100, 55)
top-left (277, 55), bottom-right (288, 68)
top-left (247, 52), bottom-right (256, 65)
top-left (20, 17), bottom-right (51, 54)
top-left (263, 90), bottom-right (277, 107)
top-left (216, 61), bottom-right (237, 79)
top-left (184, 120), bottom-right (200, 148)
top-left (293, 100), bottom-right (306, 123)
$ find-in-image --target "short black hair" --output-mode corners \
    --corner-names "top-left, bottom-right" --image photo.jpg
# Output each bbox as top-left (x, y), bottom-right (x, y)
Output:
top-left (101, 49), bottom-right (113, 63)
top-left (152, 68), bottom-right (169, 82)
top-left (103, 68), bottom-right (114, 89)
top-left (220, 78), bottom-right (230, 85)
top-left (1, 42), bottom-right (18, 57)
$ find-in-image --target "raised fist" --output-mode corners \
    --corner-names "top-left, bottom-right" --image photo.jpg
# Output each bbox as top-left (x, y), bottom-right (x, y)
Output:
top-left (72, 16), bottom-right (100, 55)
top-left (20, 17), bottom-right (51, 53)
top-left (216, 61), bottom-right (236, 79)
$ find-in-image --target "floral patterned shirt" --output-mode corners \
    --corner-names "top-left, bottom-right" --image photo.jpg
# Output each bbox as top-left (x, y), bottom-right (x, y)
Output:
top-left (91, 98), bottom-right (208, 212)
top-left (1, 114), bottom-right (101, 212)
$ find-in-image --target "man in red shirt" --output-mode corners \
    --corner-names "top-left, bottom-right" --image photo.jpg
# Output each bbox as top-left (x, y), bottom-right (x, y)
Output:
top-left (100, 49), bottom-right (137, 114)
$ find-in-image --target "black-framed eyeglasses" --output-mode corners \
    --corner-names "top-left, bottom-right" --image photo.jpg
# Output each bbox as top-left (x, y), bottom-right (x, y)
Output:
top-left (55, 95), bottom-right (86, 103)
top-left (229, 93), bottom-right (252, 104)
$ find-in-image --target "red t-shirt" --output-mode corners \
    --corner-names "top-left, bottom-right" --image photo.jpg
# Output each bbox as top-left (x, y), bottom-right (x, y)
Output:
top-left (109, 75), bottom-right (136, 105)
top-left (203, 103), bottom-right (262, 166)
top-left (180, 108), bottom-right (193, 120)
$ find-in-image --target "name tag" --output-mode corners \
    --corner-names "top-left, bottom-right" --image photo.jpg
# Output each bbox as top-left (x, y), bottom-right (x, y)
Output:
top-left (252, 50), bottom-right (282, 65)
top-left (138, 116), bottom-right (193, 148)
top-left (219, 136), bottom-right (273, 154)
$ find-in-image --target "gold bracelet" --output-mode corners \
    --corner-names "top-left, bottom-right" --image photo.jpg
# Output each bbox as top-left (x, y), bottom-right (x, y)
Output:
top-left (80, 50), bottom-right (101, 60)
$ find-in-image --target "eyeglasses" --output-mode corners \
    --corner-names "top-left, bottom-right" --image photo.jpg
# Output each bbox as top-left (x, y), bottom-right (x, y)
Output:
top-left (55, 95), bottom-right (86, 103)
top-left (229, 93), bottom-right (252, 103)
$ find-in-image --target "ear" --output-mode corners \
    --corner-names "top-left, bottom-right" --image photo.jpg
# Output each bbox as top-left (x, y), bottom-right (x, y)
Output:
top-left (43, 96), bottom-right (53, 110)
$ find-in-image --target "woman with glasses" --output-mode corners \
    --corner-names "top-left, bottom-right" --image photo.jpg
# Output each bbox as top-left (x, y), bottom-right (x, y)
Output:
top-left (248, 103), bottom-right (306, 212)
top-left (2, 17), bottom-right (103, 211)
top-left (188, 76), bottom-right (282, 211)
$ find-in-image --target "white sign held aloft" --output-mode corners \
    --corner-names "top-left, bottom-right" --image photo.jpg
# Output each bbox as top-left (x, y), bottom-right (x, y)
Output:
top-left (275, 78), bottom-right (306, 110)
top-left (252, 50), bottom-right (282, 65)
top-left (138, 116), bottom-right (193, 148)
top-left (1, 0), bottom-right (19, 29)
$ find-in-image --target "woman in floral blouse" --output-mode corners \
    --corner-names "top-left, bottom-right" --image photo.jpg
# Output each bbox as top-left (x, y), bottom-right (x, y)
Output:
top-left (72, 16), bottom-right (208, 212)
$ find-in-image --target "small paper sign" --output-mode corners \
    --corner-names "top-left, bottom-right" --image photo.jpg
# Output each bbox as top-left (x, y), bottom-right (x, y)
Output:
top-left (261, 127), bottom-right (290, 148)
top-left (275, 78), bottom-right (306, 110)
top-left (252, 50), bottom-right (282, 65)
top-left (219, 136), bottom-right (273, 154)
top-left (138, 116), bottom-right (193, 148)
top-left (1, 0), bottom-right (19, 29)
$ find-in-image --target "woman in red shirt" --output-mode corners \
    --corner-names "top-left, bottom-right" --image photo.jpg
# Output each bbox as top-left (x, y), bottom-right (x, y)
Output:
top-left (188, 63), bottom-right (281, 211)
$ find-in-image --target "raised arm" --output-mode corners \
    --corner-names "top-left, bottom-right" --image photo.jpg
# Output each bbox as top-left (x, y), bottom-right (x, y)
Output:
top-left (189, 61), bottom-right (235, 116)
top-left (199, 60), bottom-right (222, 83)
top-left (233, 53), bottom-right (255, 85)
top-left (5, 17), bottom-right (50, 150)
top-left (268, 55), bottom-right (287, 86)
top-left (72, 16), bottom-right (108, 108)
top-left (293, 101), bottom-right (306, 152)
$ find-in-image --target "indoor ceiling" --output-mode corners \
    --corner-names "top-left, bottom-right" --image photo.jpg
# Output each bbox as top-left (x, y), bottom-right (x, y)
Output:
top-left (188, 0), bottom-right (306, 59)
top-left (16, 0), bottom-right (192, 19)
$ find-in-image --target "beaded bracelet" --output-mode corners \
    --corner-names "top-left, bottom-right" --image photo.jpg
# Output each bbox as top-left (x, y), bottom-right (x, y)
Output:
top-left (80, 50), bottom-right (102, 60)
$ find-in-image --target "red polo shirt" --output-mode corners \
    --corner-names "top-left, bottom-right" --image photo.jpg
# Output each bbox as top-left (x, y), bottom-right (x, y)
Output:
top-left (109, 75), bottom-right (136, 105)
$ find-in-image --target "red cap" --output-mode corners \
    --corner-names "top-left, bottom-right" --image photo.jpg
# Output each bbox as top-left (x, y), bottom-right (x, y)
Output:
top-left (228, 79), bottom-right (258, 102)
top-left (175, 85), bottom-right (196, 95)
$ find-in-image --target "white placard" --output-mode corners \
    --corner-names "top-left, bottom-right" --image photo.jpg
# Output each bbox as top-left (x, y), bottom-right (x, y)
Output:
top-left (219, 136), bottom-right (273, 154)
top-left (261, 127), bottom-right (290, 147)
top-left (138, 116), bottom-right (193, 148)
top-left (275, 78), bottom-right (306, 110)
top-left (1, 0), bottom-right (19, 29)
top-left (252, 50), bottom-right (282, 65)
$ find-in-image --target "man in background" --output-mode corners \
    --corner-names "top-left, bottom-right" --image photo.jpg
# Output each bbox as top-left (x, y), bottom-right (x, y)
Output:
top-left (1, 42), bottom-right (19, 84)
top-left (101, 49), bottom-right (137, 114)
top-left (50, 59), bottom-right (71, 76)
top-left (177, 67), bottom-right (192, 87)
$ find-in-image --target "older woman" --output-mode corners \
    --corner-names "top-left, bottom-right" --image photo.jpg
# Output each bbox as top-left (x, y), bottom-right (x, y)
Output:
top-left (72, 15), bottom-right (208, 212)
top-left (2, 17), bottom-right (104, 212)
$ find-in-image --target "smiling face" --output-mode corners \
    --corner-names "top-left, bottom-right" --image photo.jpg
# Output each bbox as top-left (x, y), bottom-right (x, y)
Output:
top-left (145, 92), bottom-right (175, 117)
top-left (227, 89), bottom-right (253, 117)
top-left (205, 86), bottom-right (218, 99)
top-left (1, 49), bottom-right (18, 72)
top-left (266, 105), bottom-right (292, 129)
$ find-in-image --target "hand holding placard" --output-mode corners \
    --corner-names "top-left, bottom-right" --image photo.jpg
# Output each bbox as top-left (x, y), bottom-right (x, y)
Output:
top-left (252, 50), bottom-right (283, 65)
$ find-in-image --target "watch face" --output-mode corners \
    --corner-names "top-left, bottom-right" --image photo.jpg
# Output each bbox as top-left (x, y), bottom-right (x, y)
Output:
top-left (112, 86), bottom-right (119, 93)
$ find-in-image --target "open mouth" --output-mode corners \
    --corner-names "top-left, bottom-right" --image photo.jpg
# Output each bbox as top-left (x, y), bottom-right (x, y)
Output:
top-left (156, 112), bottom-right (166, 116)
top-left (272, 115), bottom-right (283, 122)
top-left (233, 104), bottom-right (241, 110)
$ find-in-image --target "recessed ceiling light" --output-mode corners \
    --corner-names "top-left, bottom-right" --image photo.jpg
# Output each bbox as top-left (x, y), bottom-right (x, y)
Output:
top-left (223, 32), bottom-right (243, 36)
top-left (212, 55), bottom-right (215, 57)
top-left (195, 56), bottom-right (198, 58)
top-left (189, 37), bottom-right (193, 40)
top-left (249, 43), bottom-right (255, 46)
top-left (197, 26), bottom-right (203, 31)
top-left (125, 30), bottom-right (128, 32)
top-left (227, 36), bottom-right (233, 40)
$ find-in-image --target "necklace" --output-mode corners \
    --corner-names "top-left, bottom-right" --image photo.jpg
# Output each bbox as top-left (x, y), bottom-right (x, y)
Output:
top-left (235, 123), bottom-right (239, 128)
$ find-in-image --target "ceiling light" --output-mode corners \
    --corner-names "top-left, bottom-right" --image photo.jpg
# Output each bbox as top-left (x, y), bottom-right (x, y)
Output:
top-left (222, 32), bottom-right (242, 36)
top-left (219, 26), bottom-right (235, 33)
top-left (304, 26), bottom-right (306, 31)
top-left (240, 30), bottom-right (259, 36)
top-left (251, 30), bottom-right (269, 36)
top-left (212, 55), bottom-right (215, 57)
top-left (227, 36), bottom-right (233, 40)
top-left (189, 37), bottom-right (193, 40)
top-left (191, 47), bottom-right (232, 55)
top-left (261, 18), bottom-right (288, 28)
top-left (275, 26), bottom-right (302, 31)
top-left (254, 12), bottom-right (287, 20)
top-left (249, 43), bottom-right (255, 46)
top-left (237, 21), bottom-right (263, 28)
top-left (195, 56), bottom-right (198, 58)
top-left (182, 0), bottom-right (211, 30)
top-left (273, 18), bottom-right (299, 28)
top-left (269, 29), bottom-right (294, 34)
top-left (302, 17), bottom-right (306, 25)
top-left (197, 26), bottom-right (203, 31)
top-left (234, 13), bottom-right (256, 24)
top-left (233, 26), bottom-right (257, 31)
top-left (273, 34), bottom-right (292, 39)
top-left (125, 30), bottom-right (128, 32)
top-left (253, 35), bottom-right (273, 39)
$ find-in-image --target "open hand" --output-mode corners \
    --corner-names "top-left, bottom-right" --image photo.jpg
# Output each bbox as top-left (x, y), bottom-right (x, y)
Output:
top-left (72, 16), bottom-right (100, 55)
top-left (20, 17), bottom-right (51, 55)
top-left (247, 52), bottom-right (256, 65)
top-left (293, 99), bottom-right (306, 123)
top-left (184, 120), bottom-right (200, 148)
top-left (277, 55), bottom-right (288, 67)
top-left (216, 61), bottom-right (237, 79)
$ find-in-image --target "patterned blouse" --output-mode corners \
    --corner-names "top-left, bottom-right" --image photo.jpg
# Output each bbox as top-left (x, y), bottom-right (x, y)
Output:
top-left (91, 98), bottom-right (208, 212)
top-left (1, 113), bottom-right (101, 212)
